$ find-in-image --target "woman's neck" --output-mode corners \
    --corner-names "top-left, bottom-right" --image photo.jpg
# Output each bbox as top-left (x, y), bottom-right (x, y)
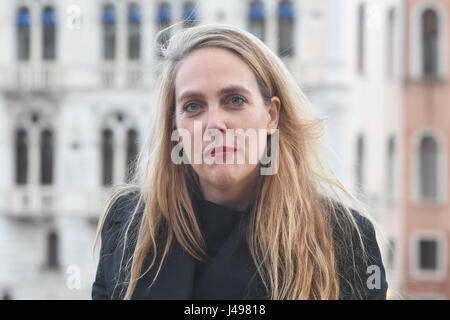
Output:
top-left (199, 173), bottom-right (259, 212)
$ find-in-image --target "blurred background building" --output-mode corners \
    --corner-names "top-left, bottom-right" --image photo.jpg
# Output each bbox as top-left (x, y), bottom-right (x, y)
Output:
top-left (401, 0), bottom-right (449, 299)
top-left (0, 0), bottom-right (448, 299)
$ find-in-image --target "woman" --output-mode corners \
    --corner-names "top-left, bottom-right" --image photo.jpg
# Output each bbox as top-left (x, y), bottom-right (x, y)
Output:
top-left (92, 24), bottom-right (388, 300)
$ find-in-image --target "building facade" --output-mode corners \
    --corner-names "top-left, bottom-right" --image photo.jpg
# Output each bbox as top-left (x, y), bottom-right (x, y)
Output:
top-left (0, 0), bottom-right (433, 299)
top-left (402, 0), bottom-right (449, 299)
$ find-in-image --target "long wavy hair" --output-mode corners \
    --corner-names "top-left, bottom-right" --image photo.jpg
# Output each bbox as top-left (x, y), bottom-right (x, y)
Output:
top-left (94, 23), bottom-right (380, 300)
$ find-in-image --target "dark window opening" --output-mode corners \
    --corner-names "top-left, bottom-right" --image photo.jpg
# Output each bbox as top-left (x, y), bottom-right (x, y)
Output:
top-left (356, 135), bottom-right (365, 193)
top-left (15, 129), bottom-right (28, 185)
top-left (128, 3), bottom-right (141, 60)
top-left (419, 136), bottom-right (438, 200)
top-left (386, 9), bottom-right (395, 77)
top-left (47, 230), bottom-right (60, 269)
top-left (40, 129), bottom-right (53, 185)
top-left (102, 129), bottom-right (114, 186)
top-left (17, 7), bottom-right (30, 61)
top-left (422, 9), bottom-right (438, 78)
top-left (249, 1), bottom-right (265, 41)
top-left (103, 4), bottom-right (116, 60)
top-left (419, 239), bottom-right (437, 270)
top-left (386, 136), bottom-right (396, 201)
top-left (42, 7), bottom-right (56, 60)
top-left (278, 1), bottom-right (294, 57)
top-left (126, 129), bottom-right (139, 183)
top-left (357, 4), bottom-right (365, 73)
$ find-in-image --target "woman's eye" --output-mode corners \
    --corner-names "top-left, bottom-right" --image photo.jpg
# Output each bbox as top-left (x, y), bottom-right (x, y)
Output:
top-left (183, 103), bottom-right (201, 113)
top-left (228, 95), bottom-right (245, 106)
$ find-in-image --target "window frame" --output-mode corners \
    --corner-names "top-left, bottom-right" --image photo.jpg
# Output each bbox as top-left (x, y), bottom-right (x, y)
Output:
top-left (248, 0), bottom-right (266, 42)
top-left (386, 7), bottom-right (396, 79)
top-left (410, 232), bottom-right (447, 281)
top-left (277, 0), bottom-right (295, 57)
top-left (42, 6), bottom-right (57, 61)
top-left (16, 7), bottom-right (31, 62)
top-left (410, 2), bottom-right (448, 81)
top-left (386, 135), bottom-right (398, 205)
top-left (357, 3), bottom-right (366, 75)
top-left (102, 3), bottom-right (117, 61)
top-left (127, 2), bottom-right (141, 61)
top-left (411, 130), bottom-right (447, 206)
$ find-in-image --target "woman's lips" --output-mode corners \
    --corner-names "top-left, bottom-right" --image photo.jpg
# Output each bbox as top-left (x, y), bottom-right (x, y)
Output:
top-left (205, 146), bottom-right (237, 158)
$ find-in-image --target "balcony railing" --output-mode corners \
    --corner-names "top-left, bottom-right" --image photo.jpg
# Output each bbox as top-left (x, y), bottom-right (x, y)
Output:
top-left (8, 186), bottom-right (56, 217)
top-left (1, 64), bottom-right (61, 92)
top-left (100, 63), bottom-right (116, 87)
top-left (126, 64), bottom-right (143, 87)
top-left (100, 63), bottom-right (146, 88)
top-left (0, 63), bottom-right (152, 90)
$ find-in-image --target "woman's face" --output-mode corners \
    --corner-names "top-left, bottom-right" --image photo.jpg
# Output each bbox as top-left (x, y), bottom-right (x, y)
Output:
top-left (174, 47), bottom-right (280, 205)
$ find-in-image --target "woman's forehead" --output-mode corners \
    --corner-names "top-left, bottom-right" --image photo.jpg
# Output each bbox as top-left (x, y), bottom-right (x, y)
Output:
top-left (174, 47), bottom-right (259, 97)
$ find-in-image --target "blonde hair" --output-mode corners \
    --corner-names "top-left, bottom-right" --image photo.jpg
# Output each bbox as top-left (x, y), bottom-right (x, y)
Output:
top-left (94, 23), bottom-right (383, 300)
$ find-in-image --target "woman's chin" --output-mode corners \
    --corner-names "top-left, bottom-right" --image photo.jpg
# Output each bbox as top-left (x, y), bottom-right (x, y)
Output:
top-left (204, 165), bottom-right (239, 188)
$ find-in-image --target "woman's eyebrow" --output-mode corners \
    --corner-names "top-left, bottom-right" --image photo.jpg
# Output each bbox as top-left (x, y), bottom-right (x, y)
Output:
top-left (219, 85), bottom-right (252, 97)
top-left (177, 85), bottom-right (252, 103)
top-left (177, 90), bottom-right (204, 103)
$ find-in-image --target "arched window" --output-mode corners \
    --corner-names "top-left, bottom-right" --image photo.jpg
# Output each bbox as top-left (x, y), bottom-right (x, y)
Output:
top-left (157, 2), bottom-right (171, 55)
top-left (102, 129), bottom-right (114, 186)
top-left (47, 230), bottom-right (59, 269)
top-left (183, 2), bottom-right (197, 28)
top-left (419, 135), bottom-right (438, 200)
top-left (15, 129), bottom-right (28, 185)
top-left (17, 7), bottom-right (30, 61)
top-left (357, 4), bottom-right (365, 74)
top-left (249, 1), bottom-right (265, 41)
top-left (128, 3), bottom-right (141, 60)
top-left (42, 6), bottom-right (56, 60)
top-left (356, 135), bottom-right (365, 193)
top-left (421, 9), bottom-right (438, 78)
top-left (386, 136), bottom-right (396, 202)
top-left (278, 0), bottom-right (294, 57)
top-left (40, 129), bottom-right (53, 185)
top-left (102, 4), bottom-right (116, 60)
top-left (126, 129), bottom-right (139, 183)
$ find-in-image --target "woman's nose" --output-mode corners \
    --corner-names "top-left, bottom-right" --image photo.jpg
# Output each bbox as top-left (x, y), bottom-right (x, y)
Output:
top-left (205, 106), bottom-right (227, 133)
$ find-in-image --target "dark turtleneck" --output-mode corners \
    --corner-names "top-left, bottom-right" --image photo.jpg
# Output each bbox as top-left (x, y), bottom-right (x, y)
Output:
top-left (91, 192), bottom-right (388, 300)
top-left (192, 196), bottom-right (251, 298)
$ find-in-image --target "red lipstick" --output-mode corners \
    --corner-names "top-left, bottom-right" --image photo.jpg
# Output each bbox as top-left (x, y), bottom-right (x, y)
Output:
top-left (205, 146), bottom-right (237, 158)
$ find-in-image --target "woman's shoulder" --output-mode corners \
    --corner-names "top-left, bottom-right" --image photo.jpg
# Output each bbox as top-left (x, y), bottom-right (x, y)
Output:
top-left (105, 190), bottom-right (143, 224)
top-left (326, 200), bottom-right (375, 238)
top-left (326, 200), bottom-right (388, 299)
top-left (101, 190), bottom-right (144, 245)
top-left (327, 200), bottom-right (381, 259)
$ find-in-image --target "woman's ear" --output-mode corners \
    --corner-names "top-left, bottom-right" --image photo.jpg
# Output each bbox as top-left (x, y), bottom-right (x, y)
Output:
top-left (267, 96), bottom-right (280, 135)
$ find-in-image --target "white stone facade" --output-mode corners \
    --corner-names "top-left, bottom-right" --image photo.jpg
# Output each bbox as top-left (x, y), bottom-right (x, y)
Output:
top-left (0, 0), bottom-right (404, 299)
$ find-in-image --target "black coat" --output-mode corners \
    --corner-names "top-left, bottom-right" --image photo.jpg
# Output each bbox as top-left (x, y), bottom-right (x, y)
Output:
top-left (92, 193), bottom-right (388, 300)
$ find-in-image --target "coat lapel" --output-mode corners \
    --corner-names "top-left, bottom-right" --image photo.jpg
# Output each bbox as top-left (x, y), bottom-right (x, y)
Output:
top-left (108, 221), bottom-right (266, 300)
top-left (105, 199), bottom-right (266, 299)
top-left (106, 235), bottom-right (196, 300)
top-left (103, 201), bottom-right (197, 300)
top-left (193, 221), bottom-right (268, 300)
top-left (132, 240), bottom-right (196, 299)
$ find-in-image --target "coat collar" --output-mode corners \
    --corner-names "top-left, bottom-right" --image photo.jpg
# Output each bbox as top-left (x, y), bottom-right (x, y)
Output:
top-left (105, 192), bottom-right (265, 300)
top-left (130, 218), bottom-right (267, 300)
top-left (106, 198), bottom-right (267, 300)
